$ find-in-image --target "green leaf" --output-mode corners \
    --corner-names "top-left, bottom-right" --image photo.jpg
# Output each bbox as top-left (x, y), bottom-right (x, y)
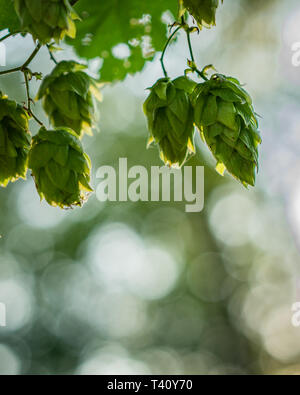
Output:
top-left (172, 76), bottom-right (197, 93)
top-left (29, 142), bottom-right (55, 168)
top-left (202, 95), bottom-right (218, 126)
top-left (68, 0), bottom-right (178, 83)
top-left (183, 0), bottom-right (221, 29)
top-left (217, 100), bottom-right (237, 130)
top-left (0, 0), bottom-right (20, 33)
top-left (211, 88), bottom-right (243, 103)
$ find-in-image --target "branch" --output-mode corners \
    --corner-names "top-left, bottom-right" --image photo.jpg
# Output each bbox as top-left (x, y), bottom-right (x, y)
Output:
top-left (22, 43), bottom-right (42, 69)
top-left (160, 25), bottom-right (182, 78)
top-left (0, 43), bottom-right (41, 76)
top-left (46, 44), bottom-right (58, 65)
top-left (23, 69), bottom-right (44, 127)
top-left (182, 16), bottom-right (208, 81)
top-left (0, 31), bottom-right (22, 43)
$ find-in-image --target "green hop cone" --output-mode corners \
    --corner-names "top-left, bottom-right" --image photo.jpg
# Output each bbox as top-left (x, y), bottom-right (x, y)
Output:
top-left (14, 0), bottom-right (79, 44)
top-left (37, 61), bottom-right (101, 138)
top-left (191, 74), bottom-right (261, 187)
top-left (28, 127), bottom-right (93, 208)
top-left (143, 76), bottom-right (196, 168)
top-left (0, 92), bottom-right (31, 187)
top-left (182, 0), bottom-right (223, 29)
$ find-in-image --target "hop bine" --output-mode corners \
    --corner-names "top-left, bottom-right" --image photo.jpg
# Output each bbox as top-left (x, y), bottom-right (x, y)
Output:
top-left (14, 0), bottom-right (79, 44)
top-left (143, 76), bottom-right (196, 168)
top-left (28, 127), bottom-right (93, 208)
top-left (182, 0), bottom-right (223, 29)
top-left (191, 73), bottom-right (261, 187)
top-left (0, 92), bottom-right (31, 187)
top-left (37, 61), bottom-right (101, 138)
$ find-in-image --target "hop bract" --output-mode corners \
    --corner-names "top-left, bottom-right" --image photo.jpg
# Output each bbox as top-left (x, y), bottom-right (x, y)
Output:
top-left (0, 93), bottom-right (30, 187)
top-left (28, 127), bottom-right (93, 208)
top-left (183, 0), bottom-right (222, 29)
top-left (191, 74), bottom-right (261, 187)
top-left (37, 61), bottom-right (101, 138)
top-left (143, 76), bottom-right (196, 168)
top-left (14, 0), bottom-right (78, 44)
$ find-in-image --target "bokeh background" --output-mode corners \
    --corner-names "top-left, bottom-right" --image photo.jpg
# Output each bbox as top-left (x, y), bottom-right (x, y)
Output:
top-left (0, 0), bottom-right (300, 375)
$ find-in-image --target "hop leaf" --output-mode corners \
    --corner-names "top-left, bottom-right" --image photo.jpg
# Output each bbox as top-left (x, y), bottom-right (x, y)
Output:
top-left (191, 74), bottom-right (261, 187)
top-left (143, 76), bottom-right (196, 168)
top-left (14, 0), bottom-right (79, 44)
top-left (182, 0), bottom-right (223, 29)
top-left (0, 92), bottom-right (31, 187)
top-left (28, 127), bottom-right (93, 208)
top-left (37, 61), bottom-right (101, 138)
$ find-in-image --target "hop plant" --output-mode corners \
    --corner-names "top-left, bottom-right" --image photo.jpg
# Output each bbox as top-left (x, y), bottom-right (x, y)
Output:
top-left (37, 61), bottom-right (101, 138)
top-left (191, 74), bottom-right (261, 187)
top-left (0, 93), bottom-right (31, 187)
top-left (143, 76), bottom-right (196, 168)
top-left (28, 127), bottom-right (93, 208)
top-left (14, 0), bottom-right (78, 44)
top-left (182, 0), bottom-right (223, 28)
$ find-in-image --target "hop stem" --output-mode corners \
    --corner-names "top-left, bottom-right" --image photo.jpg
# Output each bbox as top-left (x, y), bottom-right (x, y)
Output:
top-left (0, 31), bottom-right (22, 43)
top-left (47, 44), bottom-right (58, 65)
top-left (160, 25), bottom-right (182, 78)
top-left (182, 16), bottom-right (209, 82)
top-left (23, 69), bottom-right (44, 127)
top-left (0, 43), bottom-right (41, 76)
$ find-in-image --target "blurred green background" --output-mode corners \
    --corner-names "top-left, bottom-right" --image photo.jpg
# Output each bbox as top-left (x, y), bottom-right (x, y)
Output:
top-left (0, 0), bottom-right (300, 375)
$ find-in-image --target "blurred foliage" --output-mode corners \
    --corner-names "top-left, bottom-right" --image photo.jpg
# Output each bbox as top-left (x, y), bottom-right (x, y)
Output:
top-left (0, 0), bottom-right (20, 32)
top-left (70, 0), bottom-right (178, 82)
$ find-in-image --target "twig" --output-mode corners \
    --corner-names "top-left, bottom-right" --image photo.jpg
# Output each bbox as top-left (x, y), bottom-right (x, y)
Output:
top-left (22, 43), bottom-right (42, 69)
top-left (0, 31), bottom-right (22, 43)
top-left (0, 66), bottom-right (22, 76)
top-left (0, 43), bottom-right (41, 76)
top-left (160, 26), bottom-right (182, 78)
top-left (182, 16), bottom-right (208, 81)
top-left (0, 42), bottom-right (43, 125)
top-left (46, 44), bottom-right (58, 65)
top-left (23, 69), bottom-right (44, 127)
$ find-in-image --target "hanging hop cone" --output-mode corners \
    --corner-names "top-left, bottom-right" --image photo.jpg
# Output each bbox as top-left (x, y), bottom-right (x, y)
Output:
top-left (191, 74), bottom-right (261, 187)
top-left (143, 76), bottom-right (196, 168)
top-left (28, 127), bottom-right (93, 208)
top-left (0, 92), bottom-right (31, 187)
top-left (37, 61), bottom-right (101, 138)
top-left (182, 0), bottom-right (223, 29)
top-left (14, 0), bottom-right (79, 44)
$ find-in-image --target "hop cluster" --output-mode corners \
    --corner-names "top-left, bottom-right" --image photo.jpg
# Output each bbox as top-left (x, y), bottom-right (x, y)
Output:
top-left (37, 61), bottom-right (101, 138)
top-left (143, 76), bottom-right (196, 168)
top-left (28, 127), bottom-right (92, 208)
top-left (191, 74), bottom-right (261, 187)
top-left (14, 0), bottom-right (78, 44)
top-left (183, 0), bottom-right (222, 28)
top-left (0, 93), bottom-right (30, 187)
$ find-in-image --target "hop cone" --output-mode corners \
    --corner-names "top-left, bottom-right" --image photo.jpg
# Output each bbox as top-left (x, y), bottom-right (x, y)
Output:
top-left (0, 92), bottom-right (30, 187)
top-left (37, 61), bottom-right (101, 138)
top-left (191, 74), bottom-right (261, 187)
top-left (14, 0), bottom-right (78, 44)
top-left (28, 127), bottom-right (93, 208)
top-left (143, 76), bottom-right (196, 168)
top-left (182, 0), bottom-right (223, 28)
